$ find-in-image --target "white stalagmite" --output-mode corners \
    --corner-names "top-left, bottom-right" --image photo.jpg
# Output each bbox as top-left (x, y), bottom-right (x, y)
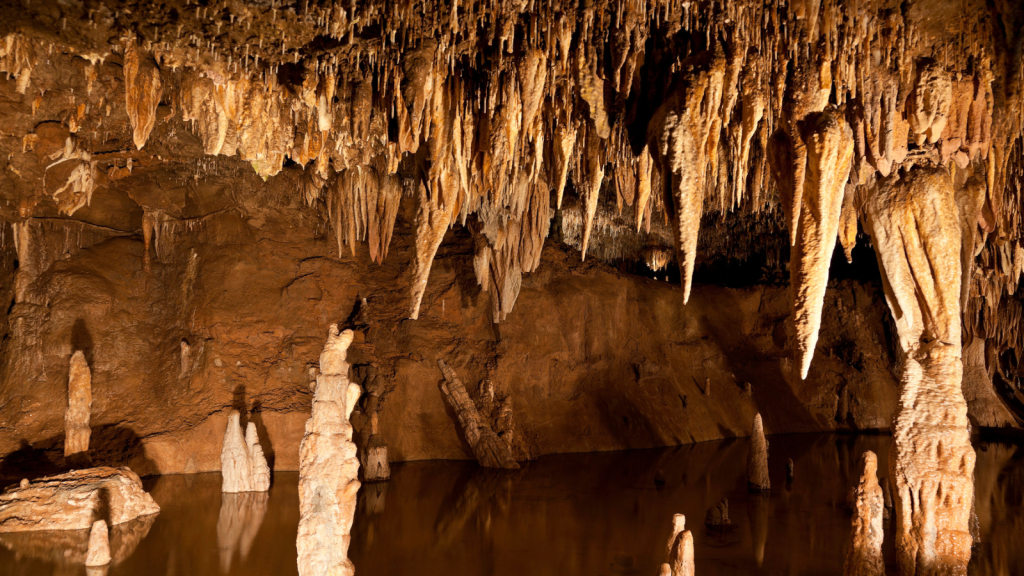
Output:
top-left (861, 167), bottom-right (975, 575)
top-left (220, 411), bottom-right (271, 493)
top-left (747, 413), bottom-right (769, 491)
top-left (659, 514), bottom-right (694, 576)
top-left (64, 350), bottom-right (92, 460)
top-left (843, 451), bottom-right (884, 576)
top-left (297, 325), bottom-right (362, 576)
top-left (84, 520), bottom-right (110, 567)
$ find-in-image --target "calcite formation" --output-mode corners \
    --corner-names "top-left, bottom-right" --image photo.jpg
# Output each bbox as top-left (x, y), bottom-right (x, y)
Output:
top-left (842, 451), bottom-right (884, 576)
top-left (361, 412), bottom-right (391, 483)
top-left (862, 167), bottom-right (976, 574)
top-left (220, 410), bottom-right (271, 493)
top-left (747, 413), bottom-right (770, 492)
top-left (437, 359), bottom-right (519, 469)
top-left (65, 350), bottom-right (92, 461)
top-left (85, 520), bottom-right (111, 567)
top-left (660, 514), bottom-right (694, 576)
top-left (297, 325), bottom-right (362, 576)
top-left (0, 467), bottom-right (160, 533)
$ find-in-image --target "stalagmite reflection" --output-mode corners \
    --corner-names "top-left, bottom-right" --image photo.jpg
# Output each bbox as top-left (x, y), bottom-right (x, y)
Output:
top-left (217, 492), bottom-right (269, 573)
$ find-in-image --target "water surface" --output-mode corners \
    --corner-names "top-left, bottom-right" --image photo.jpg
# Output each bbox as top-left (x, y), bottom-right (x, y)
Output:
top-left (1, 434), bottom-right (1021, 575)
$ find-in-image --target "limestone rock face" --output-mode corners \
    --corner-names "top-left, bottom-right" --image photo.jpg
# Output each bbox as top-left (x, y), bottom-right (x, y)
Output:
top-left (220, 410), bottom-right (271, 493)
top-left (297, 324), bottom-right (362, 576)
top-left (0, 467), bottom-right (160, 533)
top-left (65, 350), bottom-right (92, 460)
top-left (862, 167), bottom-right (975, 574)
top-left (437, 359), bottom-right (519, 469)
top-left (747, 413), bottom-right (770, 491)
top-left (85, 520), bottom-right (111, 567)
top-left (660, 514), bottom-right (694, 576)
top-left (843, 451), bottom-right (884, 576)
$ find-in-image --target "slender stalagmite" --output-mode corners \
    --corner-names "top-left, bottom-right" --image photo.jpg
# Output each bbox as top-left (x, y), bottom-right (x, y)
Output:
top-left (84, 520), bottom-right (111, 567)
top-left (861, 167), bottom-right (975, 575)
top-left (659, 514), bottom-right (694, 576)
top-left (64, 350), bottom-right (92, 462)
top-left (843, 451), bottom-right (885, 576)
top-left (297, 325), bottom-right (362, 576)
top-left (747, 413), bottom-right (770, 491)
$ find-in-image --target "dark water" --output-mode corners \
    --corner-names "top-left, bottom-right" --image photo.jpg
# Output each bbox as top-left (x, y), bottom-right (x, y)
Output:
top-left (1, 434), bottom-right (1022, 576)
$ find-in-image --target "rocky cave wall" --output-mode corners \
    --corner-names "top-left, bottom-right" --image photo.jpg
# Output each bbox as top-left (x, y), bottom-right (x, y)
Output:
top-left (0, 0), bottom-right (1022, 477)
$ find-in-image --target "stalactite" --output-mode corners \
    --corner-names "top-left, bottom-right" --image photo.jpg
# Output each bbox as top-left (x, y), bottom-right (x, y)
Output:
top-left (123, 40), bottom-right (163, 150)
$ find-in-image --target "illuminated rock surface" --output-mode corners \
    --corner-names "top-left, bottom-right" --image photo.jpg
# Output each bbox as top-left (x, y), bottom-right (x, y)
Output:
top-left (842, 451), bottom-right (884, 576)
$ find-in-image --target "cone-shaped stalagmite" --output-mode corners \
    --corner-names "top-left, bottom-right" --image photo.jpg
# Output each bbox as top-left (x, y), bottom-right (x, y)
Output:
top-left (297, 325), bottom-right (362, 576)
top-left (64, 351), bottom-right (91, 461)
top-left (747, 413), bottom-right (769, 491)
top-left (861, 167), bottom-right (975, 575)
top-left (770, 109), bottom-right (855, 379)
top-left (84, 520), bottom-right (110, 567)
top-left (647, 48), bottom-right (727, 304)
top-left (659, 514), bottom-right (694, 576)
top-left (843, 451), bottom-right (884, 576)
top-left (220, 411), bottom-right (271, 493)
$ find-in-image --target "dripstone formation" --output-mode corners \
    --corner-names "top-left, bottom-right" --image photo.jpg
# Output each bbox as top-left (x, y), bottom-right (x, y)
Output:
top-left (297, 325), bottom-right (362, 576)
top-left (220, 410), bottom-right (271, 493)
top-left (64, 350), bottom-right (92, 462)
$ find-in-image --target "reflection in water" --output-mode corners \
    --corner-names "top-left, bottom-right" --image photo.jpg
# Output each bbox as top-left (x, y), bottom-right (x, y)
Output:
top-left (217, 492), bottom-right (269, 573)
top-left (0, 514), bottom-right (154, 567)
top-left (0, 435), bottom-right (1022, 575)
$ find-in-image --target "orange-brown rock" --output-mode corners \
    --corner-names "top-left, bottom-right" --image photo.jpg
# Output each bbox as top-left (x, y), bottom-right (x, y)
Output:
top-left (0, 467), bottom-right (159, 533)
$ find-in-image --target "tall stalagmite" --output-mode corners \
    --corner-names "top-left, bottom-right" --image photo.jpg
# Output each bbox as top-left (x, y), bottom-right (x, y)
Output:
top-left (861, 167), bottom-right (975, 575)
top-left (64, 351), bottom-right (92, 461)
top-left (659, 514), bottom-right (694, 576)
top-left (220, 411), bottom-right (271, 493)
top-left (297, 325), bottom-right (362, 576)
top-left (843, 451), bottom-right (885, 576)
top-left (747, 413), bottom-right (770, 491)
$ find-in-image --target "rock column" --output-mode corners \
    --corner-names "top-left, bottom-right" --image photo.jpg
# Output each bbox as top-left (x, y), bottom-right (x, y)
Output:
top-left (843, 451), bottom-right (885, 576)
top-left (297, 325), bottom-right (362, 576)
top-left (64, 351), bottom-right (92, 462)
top-left (862, 167), bottom-right (975, 574)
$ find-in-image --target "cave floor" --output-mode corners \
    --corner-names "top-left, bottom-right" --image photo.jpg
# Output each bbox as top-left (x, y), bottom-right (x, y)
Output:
top-left (0, 433), bottom-right (1021, 575)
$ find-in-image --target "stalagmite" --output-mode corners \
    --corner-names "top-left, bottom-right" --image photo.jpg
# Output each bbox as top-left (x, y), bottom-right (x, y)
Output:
top-left (361, 412), bottom-right (390, 482)
top-left (647, 49), bottom-right (727, 304)
top-left (84, 520), bottom-right (110, 567)
top-left (220, 411), bottom-right (271, 493)
top-left (842, 451), bottom-right (884, 576)
top-left (747, 413), bottom-right (769, 491)
top-left (437, 359), bottom-right (519, 469)
top-left (772, 109), bottom-right (855, 378)
top-left (123, 40), bottom-right (163, 150)
top-left (297, 325), bottom-right (361, 576)
top-left (64, 351), bottom-right (92, 462)
top-left (861, 167), bottom-right (975, 575)
top-left (659, 514), bottom-right (694, 576)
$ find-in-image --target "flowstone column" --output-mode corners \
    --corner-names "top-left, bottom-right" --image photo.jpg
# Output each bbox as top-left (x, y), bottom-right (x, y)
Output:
top-left (297, 325), bottom-right (362, 576)
top-left (862, 167), bottom-right (975, 575)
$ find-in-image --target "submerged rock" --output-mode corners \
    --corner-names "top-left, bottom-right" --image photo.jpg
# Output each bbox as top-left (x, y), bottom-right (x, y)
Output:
top-left (297, 324), bottom-right (362, 576)
top-left (361, 412), bottom-right (390, 483)
top-left (704, 498), bottom-right (731, 530)
top-left (0, 467), bottom-right (159, 533)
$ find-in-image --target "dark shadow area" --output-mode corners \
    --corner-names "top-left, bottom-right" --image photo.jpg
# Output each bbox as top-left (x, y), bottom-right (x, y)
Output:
top-left (70, 318), bottom-right (94, 365)
top-left (0, 425), bottom-right (157, 486)
top-left (248, 400), bottom-right (276, 473)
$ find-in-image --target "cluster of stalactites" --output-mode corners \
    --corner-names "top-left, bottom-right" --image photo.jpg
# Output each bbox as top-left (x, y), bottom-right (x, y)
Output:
top-left (3, 0), bottom-right (1022, 325)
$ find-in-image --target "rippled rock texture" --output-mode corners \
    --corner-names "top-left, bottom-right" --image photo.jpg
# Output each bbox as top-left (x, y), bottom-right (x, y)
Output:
top-left (0, 467), bottom-right (159, 533)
